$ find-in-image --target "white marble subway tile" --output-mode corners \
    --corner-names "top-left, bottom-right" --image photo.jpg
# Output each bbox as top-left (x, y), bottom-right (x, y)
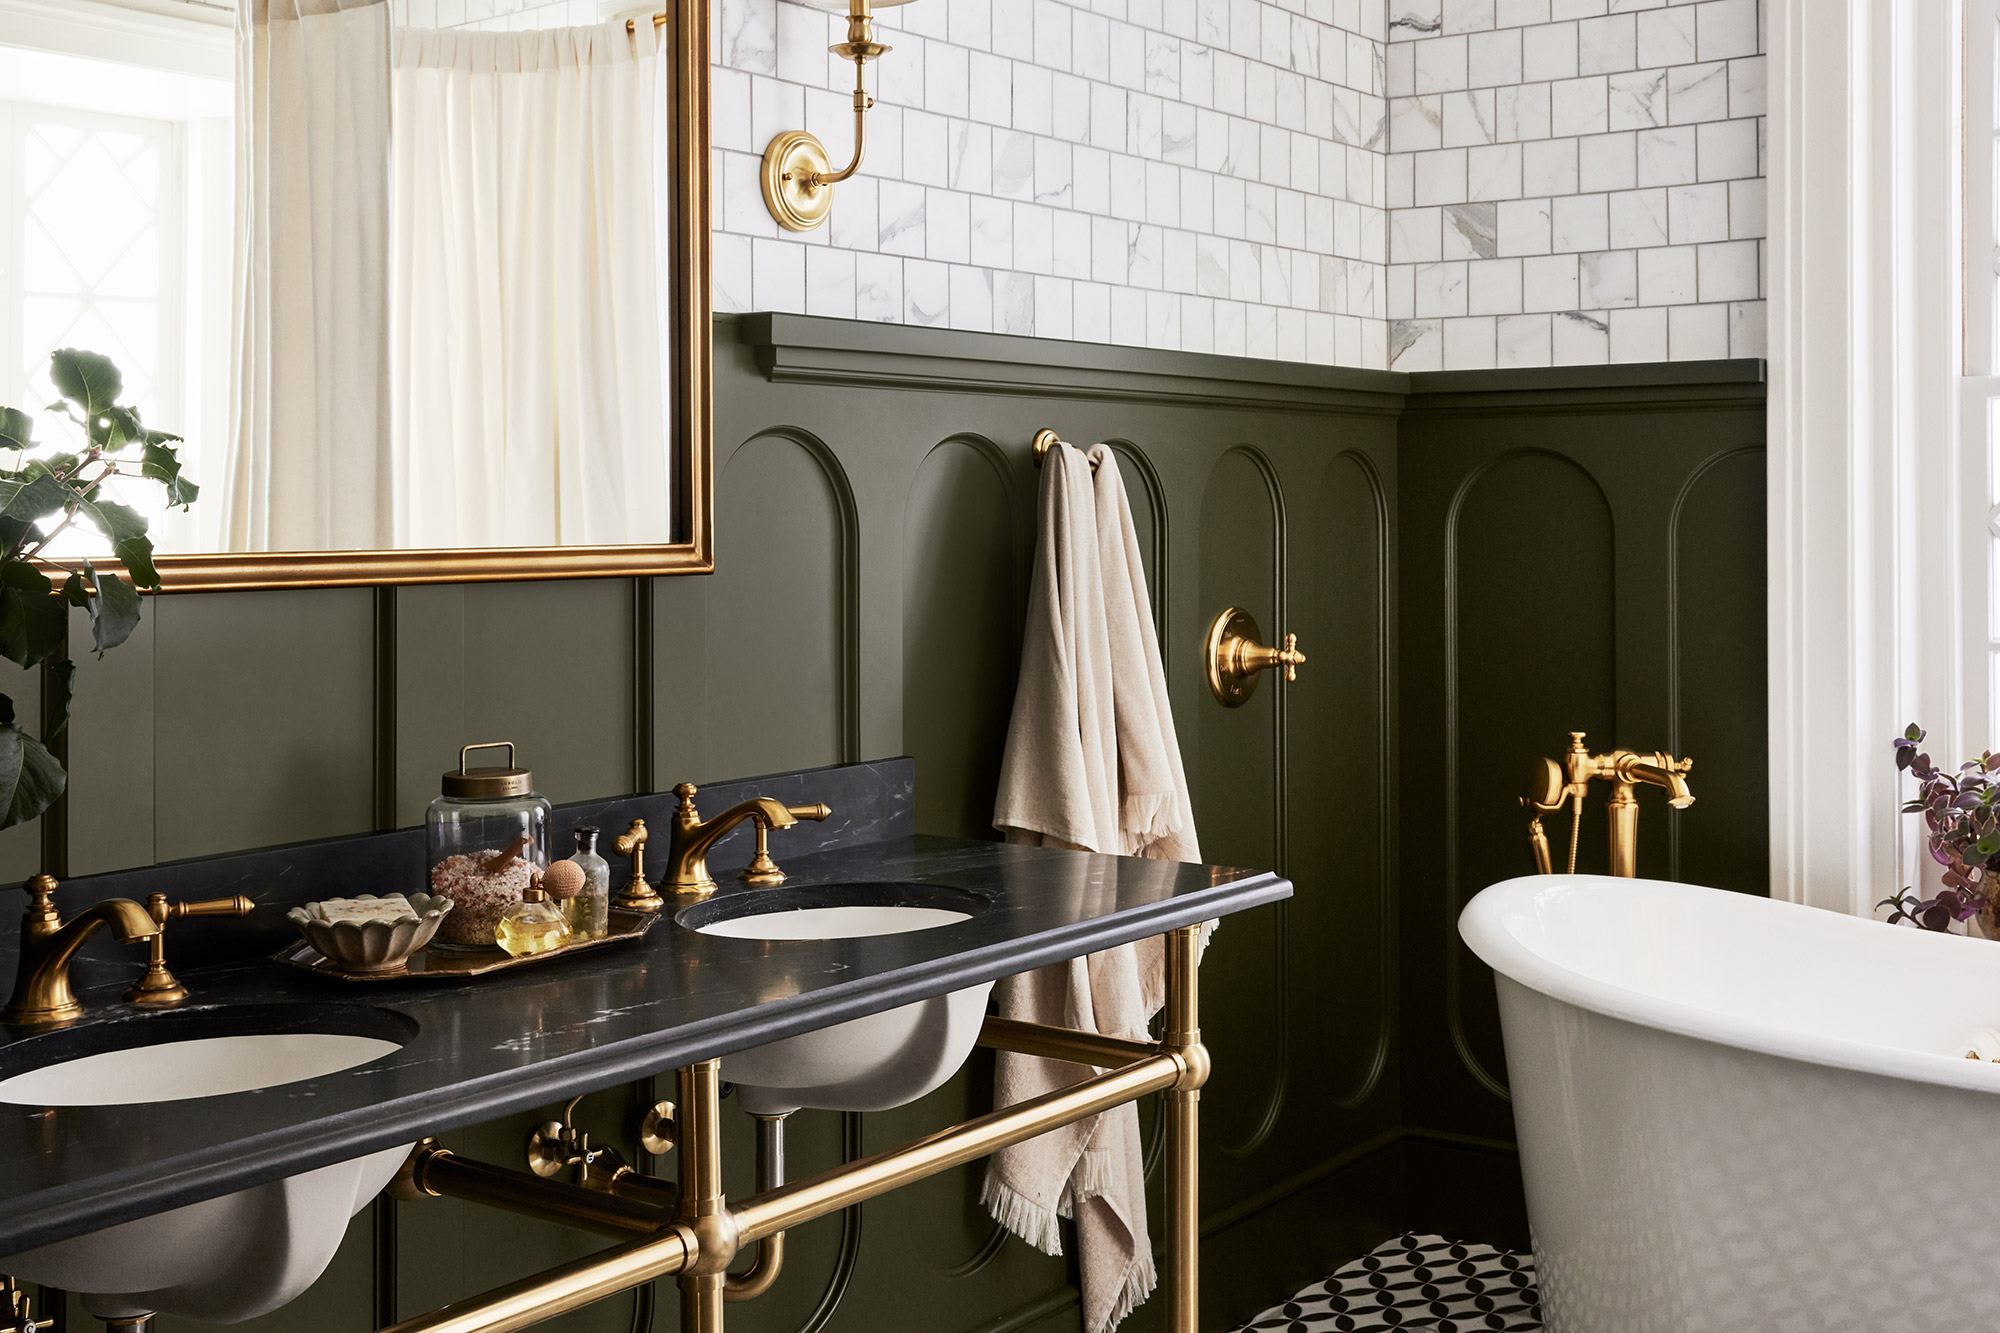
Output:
top-left (1497, 310), bottom-right (1552, 365)
top-left (1551, 0), bottom-right (1611, 19)
top-left (1197, 0), bottom-right (1228, 47)
top-left (1247, 302), bottom-right (1280, 357)
top-left (1729, 54), bottom-right (1765, 118)
top-left (1446, 0), bottom-right (1500, 33)
top-left (1260, 244), bottom-right (1294, 304)
top-left (1307, 193), bottom-right (1336, 251)
top-left (713, 233), bottom-right (753, 313)
top-left (1522, 252), bottom-right (1577, 309)
top-left (1184, 169), bottom-right (1218, 232)
top-left (1229, 116), bottom-right (1262, 178)
top-left (1359, 93), bottom-right (1390, 149)
top-left (1442, 89), bottom-right (1498, 146)
top-left (1390, 1), bottom-right (1446, 41)
top-left (1150, 288), bottom-right (1186, 347)
top-left (1165, 103), bottom-right (1200, 164)
top-left (1074, 281), bottom-right (1113, 342)
top-left (1416, 259), bottom-right (1469, 315)
top-left (948, 0), bottom-right (992, 53)
top-left (992, 0), bottom-right (1034, 59)
top-left (1052, 73), bottom-right (1093, 142)
top-left (1577, 13), bottom-right (1635, 74)
top-left (928, 188), bottom-right (971, 263)
top-left (1015, 64), bottom-right (1056, 135)
top-left (948, 120), bottom-right (994, 195)
top-left (1197, 233), bottom-right (1231, 297)
top-left (1277, 188), bottom-right (1308, 247)
top-left (993, 130), bottom-right (1036, 200)
top-left (1467, 255), bottom-right (1523, 312)
top-left (1229, 238), bottom-right (1262, 299)
top-left (925, 41), bottom-right (971, 119)
top-left (948, 263), bottom-right (995, 330)
top-left (1090, 82), bottom-right (1127, 150)
top-left (1116, 21), bottom-right (1151, 91)
top-left (1728, 177), bottom-right (1765, 239)
top-left (1034, 137), bottom-right (1075, 207)
top-left (1389, 317), bottom-right (1442, 367)
top-left (1469, 28), bottom-right (1524, 85)
top-left (721, 150), bottom-right (777, 240)
top-left (878, 31), bottom-right (926, 107)
top-left (1729, 297), bottom-right (1766, 357)
top-left (1306, 79), bottom-right (1336, 142)
top-left (1578, 247), bottom-right (1637, 305)
top-left (1523, 22), bottom-right (1578, 82)
top-left (970, 195), bottom-right (1014, 267)
top-left (1360, 316), bottom-right (1390, 368)
top-left (1393, 205), bottom-right (1445, 261)
top-left (906, 109), bottom-right (950, 186)
top-left (1696, 237), bottom-right (1758, 301)
top-left (1213, 173), bottom-right (1247, 238)
top-left (1337, 198), bottom-right (1367, 256)
top-left (1151, 159), bottom-right (1185, 224)
top-left (1551, 192), bottom-right (1607, 251)
top-left (1444, 201), bottom-right (1500, 257)
top-left (1667, 61), bottom-right (1727, 124)
top-left (1495, 81), bottom-right (1551, 139)
top-left (1213, 49), bottom-right (1247, 115)
top-left (1386, 261), bottom-right (1416, 316)
top-left (1391, 95), bottom-right (1446, 150)
top-left (1636, 5), bottom-right (1694, 66)
top-left (1067, 144), bottom-right (1108, 216)
top-left (1093, 215), bottom-right (1130, 283)
top-left (753, 236), bottom-right (806, 311)
top-left (996, 271), bottom-right (1037, 333)
top-left (1246, 62), bottom-right (1277, 123)
top-left (1183, 42), bottom-right (1216, 107)
top-left (1522, 138), bottom-right (1578, 196)
top-left (1319, 138), bottom-right (1351, 198)
top-left (1467, 142), bottom-right (1523, 199)
top-left (1387, 35), bottom-right (1418, 94)
top-left (1668, 300), bottom-right (1727, 358)
top-left (750, 77), bottom-right (805, 161)
top-left (1552, 308), bottom-right (1610, 362)
top-left (1032, 0), bottom-right (1072, 70)
top-left (1609, 304), bottom-right (1666, 361)
top-left (1607, 69), bottom-right (1665, 129)
top-left (1636, 125), bottom-right (1698, 186)
top-left (806, 246), bottom-right (857, 318)
top-left (1551, 75), bottom-right (1608, 135)
top-left (1416, 34), bottom-right (1470, 91)
top-left (1696, 0), bottom-right (1758, 62)
top-left (1416, 148), bottom-right (1470, 204)
top-left (721, 0), bottom-right (778, 76)
top-left (1039, 275), bottom-right (1076, 340)
top-left (1637, 244), bottom-right (1696, 303)
top-left (1667, 180), bottom-right (1728, 242)
top-left (879, 180), bottom-right (929, 256)
top-left (830, 176), bottom-right (880, 251)
top-left (1165, 227), bottom-right (1199, 292)
top-left (1075, 10), bottom-right (1112, 81)
top-left (1697, 117), bottom-right (1758, 181)
top-left (1117, 284), bottom-right (1153, 345)
top-left (713, 70), bottom-right (754, 153)
top-left (1578, 131), bottom-right (1637, 191)
top-left (1498, 196), bottom-right (1553, 255)
top-left (1305, 309), bottom-right (1338, 364)
top-left (1444, 315), bottom-right (1498, 368)
top-left (1245, 181), bottom-right (1279, 241)
top-left (1260, 123), bottom-right (1293, 184)
top-left (1499, 0), bottom-right (1553, 25)
top-left (1015, 200), bottom-right (1056, 273)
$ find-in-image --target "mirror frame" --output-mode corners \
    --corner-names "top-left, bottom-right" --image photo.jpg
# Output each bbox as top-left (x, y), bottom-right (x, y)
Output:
top-left (152, 0), bottom-right (713, 593)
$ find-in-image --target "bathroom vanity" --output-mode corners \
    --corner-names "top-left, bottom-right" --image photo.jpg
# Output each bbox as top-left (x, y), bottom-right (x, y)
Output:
top-left (0, 759), bottom-right (1288, 1332)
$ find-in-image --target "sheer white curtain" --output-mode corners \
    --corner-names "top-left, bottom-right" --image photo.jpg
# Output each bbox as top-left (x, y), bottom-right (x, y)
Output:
top-left (228, 0), bottom-right (393, 552)
top-left (388, 22), bottom-right (671, 549)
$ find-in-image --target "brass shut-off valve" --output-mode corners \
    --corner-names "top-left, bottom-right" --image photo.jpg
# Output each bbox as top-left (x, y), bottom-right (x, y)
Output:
top-left (1, 1276), bottom-right (39, 1333)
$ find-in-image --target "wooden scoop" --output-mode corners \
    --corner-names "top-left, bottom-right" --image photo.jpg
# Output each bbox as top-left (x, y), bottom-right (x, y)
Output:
top-left (485, 834), bottom-right (533, 873)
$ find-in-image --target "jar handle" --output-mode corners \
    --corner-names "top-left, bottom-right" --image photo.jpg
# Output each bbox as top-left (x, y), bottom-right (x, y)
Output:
top-left (459, 741), bottom-right (516, 774)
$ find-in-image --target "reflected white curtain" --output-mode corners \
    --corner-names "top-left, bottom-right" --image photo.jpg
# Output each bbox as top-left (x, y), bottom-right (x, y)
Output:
top-left (388, 22), bottom-right (671, 549)
top-left (228, 0), bottom-right (393, 553)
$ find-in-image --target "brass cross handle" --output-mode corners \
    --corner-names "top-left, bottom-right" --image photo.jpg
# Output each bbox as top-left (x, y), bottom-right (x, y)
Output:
top-left (1203, 606), bottom-right (1307, 707)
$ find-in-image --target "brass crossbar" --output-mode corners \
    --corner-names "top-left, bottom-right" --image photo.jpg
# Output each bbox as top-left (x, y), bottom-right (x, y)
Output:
top-left (378, 923), bottom-right (1206, 1333)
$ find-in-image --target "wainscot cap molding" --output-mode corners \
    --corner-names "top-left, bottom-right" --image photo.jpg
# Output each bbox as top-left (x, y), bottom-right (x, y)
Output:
top-left (1400, 359), bottom-right (1769, 417)
top-left (734, 312), bottom-right (1411, 417)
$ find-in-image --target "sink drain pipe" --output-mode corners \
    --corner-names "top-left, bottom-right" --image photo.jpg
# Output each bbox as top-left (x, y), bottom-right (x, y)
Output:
top-left (723, 1115), bottom-right (788, 1303)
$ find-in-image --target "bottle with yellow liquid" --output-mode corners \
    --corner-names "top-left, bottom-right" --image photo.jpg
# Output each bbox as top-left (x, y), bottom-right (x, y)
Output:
top-left (496, 877), bottom-right (572, 957)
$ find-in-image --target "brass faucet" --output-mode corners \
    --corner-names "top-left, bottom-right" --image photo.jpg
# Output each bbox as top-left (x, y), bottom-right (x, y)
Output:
top-left (663, 783), bottom-right (831, 898)
top-left (2, 1275), bottom-right (40, 1333)
top-left (1521, 731), bottom-right (1694, 878)
top-left (4, 875), bottom-right (160, 1027)
top-left (125, 891), bottom-right (256, 1008)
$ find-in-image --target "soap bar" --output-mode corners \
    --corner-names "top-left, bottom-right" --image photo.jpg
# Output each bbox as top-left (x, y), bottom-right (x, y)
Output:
top-left (313, 894), bottom-right (421, 927)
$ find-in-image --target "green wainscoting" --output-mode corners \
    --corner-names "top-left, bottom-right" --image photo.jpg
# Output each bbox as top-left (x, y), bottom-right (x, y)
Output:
top-left (17, 323), bottom-right (1765, 1333)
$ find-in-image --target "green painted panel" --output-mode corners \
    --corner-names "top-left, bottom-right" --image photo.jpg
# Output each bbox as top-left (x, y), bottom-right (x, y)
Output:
top-left (707, 433), bottom-right (851, 779)
top-left (66, 613), bottom-right (153, 875)
top-left (1194, 447), bottom-right (1285, 1175)
top-left (394, 585), bottom-right (470, 829)
top-left (902, 438), bottom-right (1023, 839)
top-left (1448, 452), bottom-right (1617, 1096)
top-left (1671, 446), bottom-right (1768, 895)
top-left (150, 588), bottom-right (377, 861)
top-left (0, 653), bottom-right (49, 878)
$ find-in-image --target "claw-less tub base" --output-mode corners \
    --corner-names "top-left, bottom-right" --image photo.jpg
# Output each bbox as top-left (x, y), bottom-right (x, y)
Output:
top-left (1464, 874), bottom-right (2000, 1333)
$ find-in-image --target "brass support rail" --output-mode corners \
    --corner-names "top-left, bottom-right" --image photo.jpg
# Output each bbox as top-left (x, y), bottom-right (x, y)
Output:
top-left (975, 1014), bottom-right (1159, 1068)
top-left (375, 923), bottom-right (1210, 1333)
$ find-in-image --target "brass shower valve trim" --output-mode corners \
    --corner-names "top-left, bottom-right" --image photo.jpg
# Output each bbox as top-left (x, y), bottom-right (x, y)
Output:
top-left (1521, 731), bottom-right (1694, 878)
top-left (1203, 606), bottom-right (1306, 707)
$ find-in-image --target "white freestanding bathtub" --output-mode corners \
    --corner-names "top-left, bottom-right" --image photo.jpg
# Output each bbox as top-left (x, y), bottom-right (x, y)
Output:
top-left (1460, 874), bottom-right (2000, 1332)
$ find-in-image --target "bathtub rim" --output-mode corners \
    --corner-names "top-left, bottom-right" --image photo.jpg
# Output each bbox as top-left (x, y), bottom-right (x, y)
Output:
top-left (1459, 873), bottom-right (2000, 1097)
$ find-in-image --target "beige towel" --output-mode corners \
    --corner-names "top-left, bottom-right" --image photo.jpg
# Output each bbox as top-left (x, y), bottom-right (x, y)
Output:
top-left (985, 441), bottom-right (1203, 1333)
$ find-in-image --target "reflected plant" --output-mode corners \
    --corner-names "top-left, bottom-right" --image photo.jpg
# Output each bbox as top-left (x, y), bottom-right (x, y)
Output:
top-left (1879, 723), bottom-right (2000, 931)
top-left (0, 349), bottom-right (197, 831)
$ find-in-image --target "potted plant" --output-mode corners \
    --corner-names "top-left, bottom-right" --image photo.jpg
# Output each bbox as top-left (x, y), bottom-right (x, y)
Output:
top-left (0, 348), bottom-right (196, 830)
top-left (1879, 724), bottom-right (2000, 932)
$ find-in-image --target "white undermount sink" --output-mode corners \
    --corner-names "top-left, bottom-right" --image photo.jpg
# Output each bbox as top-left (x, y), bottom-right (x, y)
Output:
top-left (681, 886), bottom-right (993, 1115)
top-left (1, 1014), bottom-right (412, 1324)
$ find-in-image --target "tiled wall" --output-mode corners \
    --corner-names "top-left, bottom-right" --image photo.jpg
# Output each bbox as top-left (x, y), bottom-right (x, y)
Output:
top-left (1384, 0), bottom-right (1765, 368)
top-left (711, 0), bottom-right (1392, 367)
top-left (389, 0), bottom-right (1766, 371)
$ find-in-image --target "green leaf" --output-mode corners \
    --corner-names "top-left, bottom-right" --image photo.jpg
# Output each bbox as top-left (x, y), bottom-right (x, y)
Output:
top-left (0, 718), bottom-right (68, 831)
top-left (1, 563), bottom-right (53, 598)
top-left (44, 660), bottom-right (73, 739)
top-left (91, 405), bottom-right (142, 452)
top-left (0, 585), bottom-right (67, 669)
top-left (140, 443), bottom-right (199, 510)
top-left (111, 537), bottom-right (158, 592)
top-left (47, 348), bottom-right (122, 417)
top-left (163, 475), bottom-right (199, 508)
top-left (0, 474), bottom-right (70, 526)
top-left (0, 407), bottom-right (32, 452)
top-left (72, 496), bottom-right (157, 590)
top-left (59, 572), bottom-right (87, 609)
top-left (86, 565), bottom-right (141, 656)
top-left (141, 427), bottom-right (183, 447)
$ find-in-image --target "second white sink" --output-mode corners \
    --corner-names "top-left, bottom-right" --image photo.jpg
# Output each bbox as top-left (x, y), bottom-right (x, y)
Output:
top-left (682, 886), bottom-right (993, 1115)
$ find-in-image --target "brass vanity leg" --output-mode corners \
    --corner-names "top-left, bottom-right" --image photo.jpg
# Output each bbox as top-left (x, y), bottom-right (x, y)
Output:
top-left (677, 1059), bottom-right (730, 1332)
top-left (1164, 925), bottom-right (1207, 1333)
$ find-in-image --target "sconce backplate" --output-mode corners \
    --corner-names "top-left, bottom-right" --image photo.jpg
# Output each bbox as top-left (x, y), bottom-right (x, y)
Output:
top-left (762, 131), bottom-right (835, 231)
top-left (1205, 606), bottom-right (1263, 707)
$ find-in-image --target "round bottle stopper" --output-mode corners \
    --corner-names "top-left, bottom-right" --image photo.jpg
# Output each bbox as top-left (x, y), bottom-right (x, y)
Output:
top-left (542, 859), bottom-right (587, 901)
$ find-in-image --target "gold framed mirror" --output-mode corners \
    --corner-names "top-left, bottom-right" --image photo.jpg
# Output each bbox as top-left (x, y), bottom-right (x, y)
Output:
top-left (120, 0), bottom-right (713, 593)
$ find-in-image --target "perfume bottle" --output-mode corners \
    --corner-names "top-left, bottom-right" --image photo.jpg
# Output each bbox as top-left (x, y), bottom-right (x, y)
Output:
top-left (496, 878), bottom-right (572, 957)
top-left (563, 827), bottom-right (611, 941)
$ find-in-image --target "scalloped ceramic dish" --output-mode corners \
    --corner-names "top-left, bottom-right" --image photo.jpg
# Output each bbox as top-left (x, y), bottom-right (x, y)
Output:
top-left (286, 893), bottom-right (453, 974)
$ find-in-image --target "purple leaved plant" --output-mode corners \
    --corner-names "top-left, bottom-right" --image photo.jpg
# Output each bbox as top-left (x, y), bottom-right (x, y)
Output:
top-left (1879, 724), bottom-right (2000, 931)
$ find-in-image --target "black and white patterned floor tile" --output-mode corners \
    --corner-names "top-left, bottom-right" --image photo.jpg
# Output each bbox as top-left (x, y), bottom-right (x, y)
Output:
top-left (1231, 1233), bottom-right (1542, 1332)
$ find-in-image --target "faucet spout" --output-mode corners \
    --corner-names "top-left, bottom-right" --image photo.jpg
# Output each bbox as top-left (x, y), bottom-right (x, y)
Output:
top-left (1616, 753), bottom-right (1695, 808)
top-left (663, 784), bottom-right (801, 897)
top-left (5, 891), bottom-right (159, 1027)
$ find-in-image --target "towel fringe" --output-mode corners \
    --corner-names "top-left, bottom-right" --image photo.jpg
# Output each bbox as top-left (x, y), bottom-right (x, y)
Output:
top-left (1070, 1144), bottom-right (1118, 1202)
top-left (1094, 1248), bottom-right (1159, 1333)
top-left (982, 1175), bottom-right (1066, 1258)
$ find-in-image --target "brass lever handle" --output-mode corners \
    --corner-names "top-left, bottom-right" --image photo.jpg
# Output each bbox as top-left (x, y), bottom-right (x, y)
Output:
top-left (742, 802), bottom-right (835, 886)
top-left (170, 894), bottom-right (255, 920)
top-left (787, 803), bottom-right (832, 822)
top-left (1203, 606), bottom-right (1306, 707)
top-left (126, 892), bottom-right (253, 1009)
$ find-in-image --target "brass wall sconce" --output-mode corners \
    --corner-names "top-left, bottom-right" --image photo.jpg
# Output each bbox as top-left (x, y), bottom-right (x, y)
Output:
top-left (761, 0), bottom-right (919, 231)
top-left (1204, 606), bottom-right (1305, 706)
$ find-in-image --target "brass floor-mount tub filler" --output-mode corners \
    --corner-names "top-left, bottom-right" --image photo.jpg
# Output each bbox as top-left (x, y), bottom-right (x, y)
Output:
top-left (1520, 731), bottom-right (1694, 877)
top-left (380, 923), bottom-right (1209, 1333)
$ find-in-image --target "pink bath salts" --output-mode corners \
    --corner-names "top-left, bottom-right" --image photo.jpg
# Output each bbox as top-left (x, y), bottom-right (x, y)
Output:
top-left (430, 851), bottom-right (536, 948)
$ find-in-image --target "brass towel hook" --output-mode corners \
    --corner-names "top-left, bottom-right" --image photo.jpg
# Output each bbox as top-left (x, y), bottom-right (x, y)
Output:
top-left (1203, 606), bottom-right (1305, 706)
top-left (1032, 429), bottom-right (1100, 473)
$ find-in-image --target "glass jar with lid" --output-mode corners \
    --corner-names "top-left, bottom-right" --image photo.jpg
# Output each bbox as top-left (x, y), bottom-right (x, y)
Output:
top-left (426, 742), bottom-right (552, 951)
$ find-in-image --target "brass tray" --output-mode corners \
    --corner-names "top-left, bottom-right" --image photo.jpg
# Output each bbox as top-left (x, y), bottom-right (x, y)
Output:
top-left (275, 907), bottom-right (658, 981)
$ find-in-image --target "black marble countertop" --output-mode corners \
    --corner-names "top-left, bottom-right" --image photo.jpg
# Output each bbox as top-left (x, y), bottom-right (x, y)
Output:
top-left (0, 834), bottom-right (1288, 1258)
